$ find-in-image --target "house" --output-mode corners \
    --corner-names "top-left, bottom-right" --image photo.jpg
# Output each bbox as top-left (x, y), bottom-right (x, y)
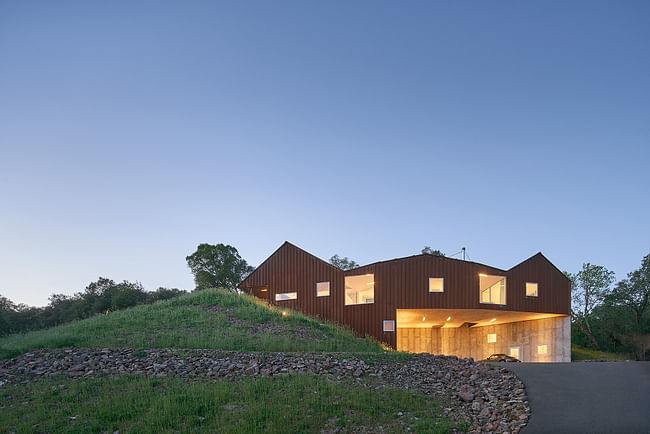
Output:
top-left (238, 242), bottom-right (571, 362)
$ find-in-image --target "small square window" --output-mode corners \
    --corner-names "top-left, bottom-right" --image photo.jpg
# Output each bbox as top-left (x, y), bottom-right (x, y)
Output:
top-left (383, 320), bottom-right (395, 332)
top-left (537, 344), bottom-right (548, 355)
top-left (487, 333), bottom-right (497, 343)
top-left (316, 281), bottom-right (330, 297)
top-left (429, 277), bottom-right (444, 293)
top-left (510, 347), bottom-right (520, 359)
top-left (526, 282), bottom-right (538, 297)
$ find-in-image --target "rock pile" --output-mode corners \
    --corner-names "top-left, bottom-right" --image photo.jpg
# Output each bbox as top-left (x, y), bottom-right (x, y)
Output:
top-left (0, 349), bottom-right (530, 433)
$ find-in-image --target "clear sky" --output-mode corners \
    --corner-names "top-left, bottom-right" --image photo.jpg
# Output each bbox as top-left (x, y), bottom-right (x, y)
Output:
top-left (1, 1), bottom-right (648, 306)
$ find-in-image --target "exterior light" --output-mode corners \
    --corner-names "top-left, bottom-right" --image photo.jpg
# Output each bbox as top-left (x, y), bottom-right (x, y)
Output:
top-left (261, 288), bottom-right (267, 292)
top-left (490, 318), bottom-right (496, 322)
top-left (446, 316), bottom-right (451, 321)
top-left (479, 273), bottom-right (488, 277)
top-left (282, 311), bottom-right (288, 316)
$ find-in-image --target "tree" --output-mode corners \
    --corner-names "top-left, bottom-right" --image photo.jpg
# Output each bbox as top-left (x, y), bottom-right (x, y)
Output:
top-left (422, 246), bottom-right (445, 257)
top-left (186, 243), bottom-right (254, 291)
top-left (608, 253), bottom-right (650, 359)
top-left (329, 254), bottom-right (359, 270)
top-left (566, 263), bottom-right (615, 351)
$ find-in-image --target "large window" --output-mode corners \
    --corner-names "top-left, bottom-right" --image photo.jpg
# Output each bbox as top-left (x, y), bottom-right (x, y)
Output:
top-left (429, 277), bottom-right (444, 293)
top-left (275, 292), bottom-right (297, 301)
top-left (316, 281), bottom-right (330, 297)
top-left (479, 274), bottom-right (506, 305)
top-left (345, 274), bottom-right (374, 305)
top-left (526, 282), bottom-right (538, 297)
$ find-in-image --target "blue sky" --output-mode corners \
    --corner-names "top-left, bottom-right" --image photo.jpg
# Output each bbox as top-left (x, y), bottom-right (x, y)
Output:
top-left (1, 1), bottom-right (648, 306)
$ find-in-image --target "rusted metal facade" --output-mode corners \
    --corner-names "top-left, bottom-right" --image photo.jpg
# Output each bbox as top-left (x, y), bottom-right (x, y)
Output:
top-left (238, 242), bottom-right (571, 349)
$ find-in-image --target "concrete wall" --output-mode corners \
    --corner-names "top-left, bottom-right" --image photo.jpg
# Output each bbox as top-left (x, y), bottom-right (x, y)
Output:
top-left (397, 316), bottom-right (570, 362)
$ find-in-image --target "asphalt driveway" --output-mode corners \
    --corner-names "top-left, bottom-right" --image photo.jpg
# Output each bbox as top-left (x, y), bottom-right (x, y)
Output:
top-left (500, 362), bottom-right (650, 434)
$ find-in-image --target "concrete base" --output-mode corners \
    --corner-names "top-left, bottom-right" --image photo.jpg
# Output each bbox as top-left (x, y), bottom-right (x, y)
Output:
top-left (397, 316), bottom-right (570, 362)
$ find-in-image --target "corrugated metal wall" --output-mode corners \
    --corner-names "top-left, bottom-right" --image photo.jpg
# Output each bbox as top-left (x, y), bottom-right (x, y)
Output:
top-left (239, 242), bottom-right (571, 349)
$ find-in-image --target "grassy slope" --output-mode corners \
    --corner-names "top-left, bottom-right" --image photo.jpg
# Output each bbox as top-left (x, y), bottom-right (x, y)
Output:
top-left (0, 289), bottom-right (382, 359)
top-left (0, 375), bottom-right (452, 433)
top-left (571, 345), bottom-right (628, 361)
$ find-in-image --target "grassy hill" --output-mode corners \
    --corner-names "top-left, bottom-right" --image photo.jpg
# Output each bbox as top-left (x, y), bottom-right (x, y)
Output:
top-left (0, 288), bottom-right (383, 359)
top-left (0, 289), bottom-right (459, 433)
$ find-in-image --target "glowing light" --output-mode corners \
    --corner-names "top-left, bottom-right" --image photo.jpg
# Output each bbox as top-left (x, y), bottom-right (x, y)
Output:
top-left (490, 318), bottom-right (496, 322)
top-left (422, 316), bottom-right (426, 321)
top-left (446, 316), bottom-right (451, 321)
top-left (479, 273), bottom-right (488, 277)
top-left (367, 282), bottom-right (375, 285)
top-left (261, 288), bottom-right (267, 292)
top-left (282, 311), bottom-right (288, 316)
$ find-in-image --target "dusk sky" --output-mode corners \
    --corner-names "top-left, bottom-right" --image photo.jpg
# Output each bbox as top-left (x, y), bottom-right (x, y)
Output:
top-left (1, 1), bottom-right (648, 306)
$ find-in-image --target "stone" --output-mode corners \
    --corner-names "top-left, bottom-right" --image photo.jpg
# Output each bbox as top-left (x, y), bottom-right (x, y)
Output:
top-left (458, 392), bottom-right (474, 402)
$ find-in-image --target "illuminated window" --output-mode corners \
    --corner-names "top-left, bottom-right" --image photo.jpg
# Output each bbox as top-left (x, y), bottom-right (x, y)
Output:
top-left (275, 292), bottom-right (297, 301)
top-left (487, 333), bottom-right (497, 343)
top-left (510, 347), bottom-right (520, 359)
top-left (345, 274), bottom-right (374, 305)
top-left (526, 282), bottom-right (538, 297)
top-left (537, 344), bottom-right (548, 354)
top-left (429, 277), bottom-right (444, 293)
top-left (479, 274), bottom-right (506, 305)
top-left (316, 281), bottom-right (330, 297)
top-left (383, 320), bottom-right (395, 332)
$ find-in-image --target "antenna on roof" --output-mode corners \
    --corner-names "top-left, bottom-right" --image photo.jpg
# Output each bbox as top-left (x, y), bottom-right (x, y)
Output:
top-left (462, 247), bottom-right (466, 261)
top-left (448, 247), bottom-right (470, 260)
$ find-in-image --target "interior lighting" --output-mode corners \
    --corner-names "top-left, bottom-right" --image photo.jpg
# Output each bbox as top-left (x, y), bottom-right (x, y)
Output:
top-left (422, 316), bottom-right (426, 321)
top-left (479, 273), bottom-right (488, 277)
top-left (446, 316), bottom-right (451, 321)
top-left (490, 318), bottom-right (496, 322)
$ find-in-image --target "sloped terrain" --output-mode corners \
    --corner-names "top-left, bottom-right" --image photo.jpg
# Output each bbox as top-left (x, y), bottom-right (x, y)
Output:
top-left (0, 289), bottom-right (382, 359)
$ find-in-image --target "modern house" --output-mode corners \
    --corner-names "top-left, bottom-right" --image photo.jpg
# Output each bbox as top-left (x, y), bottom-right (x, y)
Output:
top-left (238, 242), bottom-right (571, 362)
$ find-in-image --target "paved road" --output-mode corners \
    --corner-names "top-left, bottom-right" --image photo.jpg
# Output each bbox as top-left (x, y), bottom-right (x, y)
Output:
top-left (500, 362), bottom-right (650, 434)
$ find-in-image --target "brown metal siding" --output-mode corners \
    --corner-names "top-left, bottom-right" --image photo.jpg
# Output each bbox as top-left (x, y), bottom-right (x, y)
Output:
top-left (239, 243), bottom-right (570, 349)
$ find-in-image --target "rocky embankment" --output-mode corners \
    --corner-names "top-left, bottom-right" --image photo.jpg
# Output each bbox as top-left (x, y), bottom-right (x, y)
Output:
top-left (0, 349), bottom-right (530, 433)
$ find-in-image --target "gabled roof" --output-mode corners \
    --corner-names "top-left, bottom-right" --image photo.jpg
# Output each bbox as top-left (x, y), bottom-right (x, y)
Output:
top-left (238, 241), bottom-right (341, 288)
top-left (240, 241), bottom-right (569, 288)
top-left (508, 252), bottom-right (571, 282)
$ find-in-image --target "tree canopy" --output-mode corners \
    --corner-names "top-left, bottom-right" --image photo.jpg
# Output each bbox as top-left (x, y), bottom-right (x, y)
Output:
top-left (421, 246), bottom-right (445, 257)
top-left (186, 243), bottom-right (254, 290)
top-left (329, 254), bottom-right (359, 270)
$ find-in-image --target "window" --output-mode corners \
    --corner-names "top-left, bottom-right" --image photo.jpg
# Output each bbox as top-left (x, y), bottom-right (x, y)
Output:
top-left (537, 344), bottom-right (548, 355)
top-left (526, 282), bottom-right (538, 297)
top-left (345, 274), bottom-right (374, 305)
top-left (383, 320), bottom-right (395, 332)
top-left (429, 277), bottom-right (444, 293)
top-left (510, 347), bottom-right (520, 359)
top-left (487, 333), bottom-right (497, 343)
top-left (316, 281), bottom-right (330, 297)
top-left (275, 292), bottom-right (297, 301)
top-left (479, 274), bottom-right (506, 305)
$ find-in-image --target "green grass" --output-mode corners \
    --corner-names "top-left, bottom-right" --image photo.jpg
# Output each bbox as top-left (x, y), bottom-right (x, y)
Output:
top-left (571, 345), bottom-right (628, 361)
top-left (0, 289), bottom-right (383, 359)
top-left (0, 375), bottom-right (455, 433)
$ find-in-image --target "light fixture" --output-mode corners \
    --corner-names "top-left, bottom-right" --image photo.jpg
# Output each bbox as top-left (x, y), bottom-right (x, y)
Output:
top-left (367, 282), bottom-right (375, 285)
top-left (446, 316), bottom-right (451, 321)
top-left (479, 273), bottom-right (488, 277)
top-left (282, 311), bottom-right (288, 316)
top-left (261, 288), bottom-right (268, 292)
top-left (490, 318), bottom-right (496, 322)
top-left (422, 316), bottom-right (426, 321)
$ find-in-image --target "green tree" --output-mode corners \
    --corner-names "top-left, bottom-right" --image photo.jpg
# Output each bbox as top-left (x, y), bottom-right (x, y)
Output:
top-left (421, 246), bottom-right (445, 256)
top-left (608, 253), bottom-right (650, 359)
top-left (186, 243), bottom-right (254, 290)
top-left (329, 254), bottom-right (359, 270)
top-left (566, 263), bottom-right (615, 351)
